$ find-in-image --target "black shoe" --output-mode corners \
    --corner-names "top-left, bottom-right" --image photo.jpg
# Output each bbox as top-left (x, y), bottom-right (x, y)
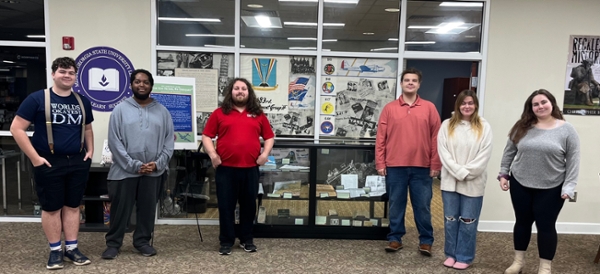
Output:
top-left (64, 248), bottom-right (91, 266)
top-left (46, 250), bottom-right (64, 270)
top-left (135, 245), bottom-right (157, 257)
top-left (101, 247), bottom-right (119, 259)
top-left (219, 245), bottom-right (232, 255)
top-left (240, 243), bottom-right (257, 253)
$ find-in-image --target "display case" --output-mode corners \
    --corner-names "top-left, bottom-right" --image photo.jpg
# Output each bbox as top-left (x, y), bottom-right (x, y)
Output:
top-left (254, 142), bottom-right (389, 240)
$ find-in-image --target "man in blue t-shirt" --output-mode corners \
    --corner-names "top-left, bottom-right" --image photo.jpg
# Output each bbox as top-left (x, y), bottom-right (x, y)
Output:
top-left (10, 57), bottom-right (95, 270)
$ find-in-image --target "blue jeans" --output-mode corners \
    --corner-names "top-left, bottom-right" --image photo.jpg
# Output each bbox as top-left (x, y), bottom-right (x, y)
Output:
top-left (442, 191), bottom-right (483, 264)
top-left (386, 167), bottom-right (434, 245)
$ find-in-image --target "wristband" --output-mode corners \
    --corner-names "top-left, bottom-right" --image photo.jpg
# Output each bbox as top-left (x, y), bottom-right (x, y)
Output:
top-left (497, 173), bottom-right (509, 181)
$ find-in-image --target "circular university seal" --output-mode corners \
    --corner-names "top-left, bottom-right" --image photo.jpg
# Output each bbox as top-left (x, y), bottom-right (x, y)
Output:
top-left (73, 46), bottom-right (135, 112)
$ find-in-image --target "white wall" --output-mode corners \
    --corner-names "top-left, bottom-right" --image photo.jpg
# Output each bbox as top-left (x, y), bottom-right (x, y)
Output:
top-left (47, 0), bottom-right (152, 163)
top-left (480, 0), bottom-right (600, 233)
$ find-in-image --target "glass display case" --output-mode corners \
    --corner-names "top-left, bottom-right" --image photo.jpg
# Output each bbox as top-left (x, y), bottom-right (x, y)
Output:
top-left (254, 142), bottom-right (389, 240)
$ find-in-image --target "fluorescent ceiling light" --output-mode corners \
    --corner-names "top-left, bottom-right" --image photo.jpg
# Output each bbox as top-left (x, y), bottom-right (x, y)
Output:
top-left (408, 25), bottom-right (438, 29)
top-left (287, 37), bottom-right (317, 40)
top-left (284, 22), bottom-right (345, 27)
top-left (439, 2), bottom-right (483, 7)
top-left (363, 32), bottom-right (374, 35)
top-left (0, 68), bottom-right (9, 72)
top-left (384, 8), bottom-right (400, 12)
top-left (2, 60), bottom-right (15, 64)
top-left (247, 4), bottom-right (263, 8)
top-left (26, 35), bottom-right (45, 39)
top-left (289, 47), bottom-right (317, 50)
top-left (204, 44), bottom-right (234, 48)
top-left (279, 0), bottom-right (359, 3)
top-left (323, 39), bottom-right (338, 42)
top-left (242, 16), bottom-right (282, 28)
top-left (425, 22), bottom-right (478, 34)
top-left (405, 41), bottom-right (436, 44)
top-left (186, 34), bottom-right (234, 37)
top-left (370, 47), bottom-right (397, 52)
top-left (158, 17), bottom-right (221, 23)
top-left (388, 38), bottom-right (399, 41)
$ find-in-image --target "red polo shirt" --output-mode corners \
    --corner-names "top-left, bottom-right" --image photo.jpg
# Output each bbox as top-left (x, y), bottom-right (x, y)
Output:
top-left (375, 95), bottom-right (441, 171)
top-left (203, 107), bottom-right (275, 168)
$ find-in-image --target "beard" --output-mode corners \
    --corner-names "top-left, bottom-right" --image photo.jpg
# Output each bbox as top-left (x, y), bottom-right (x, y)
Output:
top-left (133, 91), bottom-right (150, 100)
top-left (233, 95), bottom-right (248, 107)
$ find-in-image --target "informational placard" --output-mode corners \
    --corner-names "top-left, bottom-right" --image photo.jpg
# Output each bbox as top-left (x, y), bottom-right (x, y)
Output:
top-left (175, 68), bottom-right (218, 112)
top-left (152, 76), bottom-right (197, 150)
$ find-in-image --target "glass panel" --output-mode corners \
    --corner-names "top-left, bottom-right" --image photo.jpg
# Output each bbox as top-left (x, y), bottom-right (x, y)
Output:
top-left (240, 54), bottom-right (316, 137)
top-left (157, 0), bottom-right (235, 47)
top-left (314, 147), bottom-right (387, 227)
top-left (323, 0), bottom-right (400, 53)
top-left (0, 0), bottom-right (45, 41)
top-left (405, 1), bottom-right (483, 52)
top-left (156, 50), bottom-right (235, 135)
top-left (240, 0), bottom-right (318, 50)
top-left (0, 46), bottom-right (47, 131)
top-left (319, 57), bottom-right (397, 138)
top-left (0, 137), bottom-right (31, 216)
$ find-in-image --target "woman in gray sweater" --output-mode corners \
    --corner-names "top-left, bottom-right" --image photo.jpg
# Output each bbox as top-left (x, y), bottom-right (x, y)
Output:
top-left (499, 89), bottom-right (580, 274)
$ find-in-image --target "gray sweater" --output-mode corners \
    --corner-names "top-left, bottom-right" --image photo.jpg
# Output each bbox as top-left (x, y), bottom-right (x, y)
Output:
top-left (107, 97), bottom-right (174, 180)
top-left (500, 122), bottom-right (580, 197)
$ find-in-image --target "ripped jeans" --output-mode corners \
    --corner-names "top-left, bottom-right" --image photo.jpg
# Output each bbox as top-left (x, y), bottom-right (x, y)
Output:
top-left (442, 191), bottom-right (483, 264)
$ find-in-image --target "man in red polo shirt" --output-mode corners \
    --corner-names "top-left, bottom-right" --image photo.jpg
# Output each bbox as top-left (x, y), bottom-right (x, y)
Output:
top-left (376, 68), bottom-right (441, 256)
top-left (201, 78), bottom-right (275, 255)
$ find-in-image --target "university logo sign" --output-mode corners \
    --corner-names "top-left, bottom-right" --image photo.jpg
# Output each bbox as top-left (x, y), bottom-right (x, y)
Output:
top-left (73, 46), bottom-right (135, 111)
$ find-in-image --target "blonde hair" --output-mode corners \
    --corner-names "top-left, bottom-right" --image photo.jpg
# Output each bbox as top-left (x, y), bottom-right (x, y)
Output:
top-left (448, 90), bottom-right (483, 139)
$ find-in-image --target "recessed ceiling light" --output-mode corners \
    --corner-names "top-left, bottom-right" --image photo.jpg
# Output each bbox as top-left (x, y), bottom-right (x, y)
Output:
top-left (323, 39), bottom-right (338, 42)
top-left (186, 34), bottom-right (235, 37)
top-left (363, 32), bottom-right (374, 35)
top-left (289, 47), bottom-right (317, 50)
top-left (388, 38), bottom-right (399, 41)
top-left (370, 47), bottom-right (397, 52)
top-left (247, 4), bottom-right (263, 8)
top-left (384, 8), bottom-right (400, 12)
top-left (284, 22), bottom-right (345, 27)
top-left (405, 41), bottom-right (436, 44)
top-left (287, 37), bottom-right (317, 40)
top-left (26, 35), bottom-right (45, 39)
top-left (2, 60), bottom-right (15, 64)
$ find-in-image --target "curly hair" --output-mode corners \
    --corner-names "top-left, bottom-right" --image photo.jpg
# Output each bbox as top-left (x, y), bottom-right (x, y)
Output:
top-left (448, 89), bottom-right (483, 140)
top-left (51, 57), bottom-right (77, 73)
top-left (221, 78), bottom-right (263, 115)
top-left (508, 89), bottom-right (564, 144)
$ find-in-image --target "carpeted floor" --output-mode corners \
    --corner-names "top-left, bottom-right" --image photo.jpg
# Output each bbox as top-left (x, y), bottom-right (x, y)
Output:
top-left (0, 222), bottom-right (599, 273)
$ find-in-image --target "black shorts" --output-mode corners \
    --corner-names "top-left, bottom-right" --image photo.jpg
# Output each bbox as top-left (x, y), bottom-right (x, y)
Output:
top-left (34, 151), bottom-right (92, 212)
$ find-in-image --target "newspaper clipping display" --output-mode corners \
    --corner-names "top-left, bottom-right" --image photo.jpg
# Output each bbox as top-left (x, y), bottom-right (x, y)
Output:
top-left (563, 35), bottom-right (600, 115)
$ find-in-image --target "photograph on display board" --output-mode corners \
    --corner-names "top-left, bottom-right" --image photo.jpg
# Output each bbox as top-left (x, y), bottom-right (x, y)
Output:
top-left (322, 57), bottom-right (398, 78)
top-left (563, 35), bottom-right (600, 115)
top-left (267, 109), bottom-right (314, 136)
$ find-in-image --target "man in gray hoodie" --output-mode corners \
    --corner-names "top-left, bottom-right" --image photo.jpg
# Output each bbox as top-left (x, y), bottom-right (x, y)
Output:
top-left (101, 69), bottom-right (174, 259)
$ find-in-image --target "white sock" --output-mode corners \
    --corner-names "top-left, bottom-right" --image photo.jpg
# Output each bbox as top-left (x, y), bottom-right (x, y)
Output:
top-left (49, 241), bottom-right (62, 251)
top-left (65, 240), bottom-right (78, 251)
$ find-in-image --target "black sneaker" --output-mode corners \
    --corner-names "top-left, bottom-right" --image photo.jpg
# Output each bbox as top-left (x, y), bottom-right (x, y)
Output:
top-left (101, 247), bottom-right (119, 259)
top-left (135, 245), bottom-right (157, 257)
top-left (240, 243), bottom-right (257, 253)
top-left (46, 250), bottom-right (64, 270)
top-left (219, 245), bottom-right (232, 255)
top-left (64, 248), bottom-right (91, 266)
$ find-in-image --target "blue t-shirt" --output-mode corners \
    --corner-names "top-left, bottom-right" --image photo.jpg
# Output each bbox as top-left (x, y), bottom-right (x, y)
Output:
top-left (16, 88), bottom-right (94, 155)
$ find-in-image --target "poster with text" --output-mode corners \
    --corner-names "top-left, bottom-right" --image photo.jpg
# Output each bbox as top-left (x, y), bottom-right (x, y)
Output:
top-left (241, 55), bottom-right (290, 114)
top-left (563, 35), bottom-right (600, 115)
top-left (153, 76), bottom-right (197, 150)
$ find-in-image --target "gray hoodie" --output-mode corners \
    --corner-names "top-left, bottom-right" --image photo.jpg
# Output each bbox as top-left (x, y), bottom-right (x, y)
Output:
top-left (107, 97), bottom-right (174, 180)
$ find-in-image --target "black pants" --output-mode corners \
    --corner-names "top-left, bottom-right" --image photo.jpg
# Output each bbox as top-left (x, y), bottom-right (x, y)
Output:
top-left (105, 175), bottom-right (162, 249)
top-left (509, 176), bottom-right (565, 260)
top-left (215, 166), bottom-right (259, 247)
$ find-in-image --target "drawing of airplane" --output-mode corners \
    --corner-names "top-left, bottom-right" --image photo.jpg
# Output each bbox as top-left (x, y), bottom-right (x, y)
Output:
top-left (341, 60), bottom-right (385, 72)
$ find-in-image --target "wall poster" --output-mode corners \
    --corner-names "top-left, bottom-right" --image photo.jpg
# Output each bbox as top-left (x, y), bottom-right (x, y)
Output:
top-left (563, 35), bottom-right (600, 115)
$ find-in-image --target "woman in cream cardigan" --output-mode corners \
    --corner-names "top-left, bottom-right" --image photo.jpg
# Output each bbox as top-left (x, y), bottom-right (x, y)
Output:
top-left (437, 89), bottom-right (493, 270)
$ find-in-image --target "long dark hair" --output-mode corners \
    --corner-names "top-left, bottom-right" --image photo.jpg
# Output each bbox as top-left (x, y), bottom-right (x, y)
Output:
top-left (448, 90), bottom-right (483, 140)
top-left (508, 89), bottom-right (563, 144)
top-left (221, 78), bottom-right (263, 115)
